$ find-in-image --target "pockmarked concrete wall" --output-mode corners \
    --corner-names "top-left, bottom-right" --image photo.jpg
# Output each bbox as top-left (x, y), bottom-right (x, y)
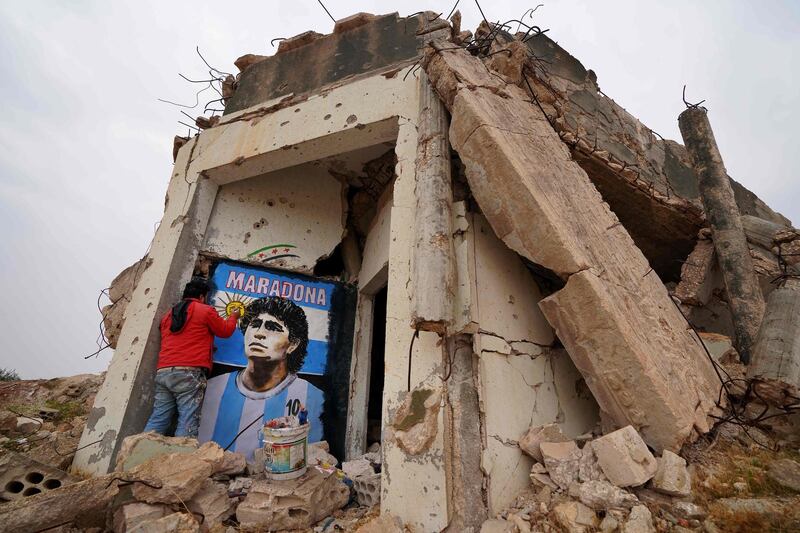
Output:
top-left (73, 64), bottom-right (420, 477)
top-left (203, 164), bottom-right (345, 273)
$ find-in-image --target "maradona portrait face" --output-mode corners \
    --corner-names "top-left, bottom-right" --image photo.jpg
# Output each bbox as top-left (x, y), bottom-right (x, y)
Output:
top-left (243, 311), bottom-right (299, 362)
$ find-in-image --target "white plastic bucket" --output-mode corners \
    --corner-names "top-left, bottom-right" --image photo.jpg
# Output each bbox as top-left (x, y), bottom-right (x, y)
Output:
top-left (259, 423), bottom-right (310, 480)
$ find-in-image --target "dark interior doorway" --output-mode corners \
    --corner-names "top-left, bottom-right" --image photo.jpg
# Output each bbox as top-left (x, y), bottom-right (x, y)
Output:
top-left (366, 286), bottom-right (387, 446)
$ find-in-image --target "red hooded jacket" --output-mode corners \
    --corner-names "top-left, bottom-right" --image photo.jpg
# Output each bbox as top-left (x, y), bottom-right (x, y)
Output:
top-left (157, 299), bottom-right (237, 370)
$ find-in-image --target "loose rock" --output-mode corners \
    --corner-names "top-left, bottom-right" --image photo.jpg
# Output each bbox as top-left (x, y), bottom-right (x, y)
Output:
top-left (540, 440), bottom-right (582, 490)
top-left (651, 450), bottom-right (691, 497)
top-left (551, 501), bottom-right (599, 533)
top-left (519, 423), bottom-right (568, 462)
top-left (530, 462), bottom-right (558, 490)
top-left (215, 451), bottom-right (247, 476)
top-left (572, 479), bottom-right (639, 510)
top-left (767, 458), bottom-right (800, 492)
top-left (115, 432), bottom-right (199, 472)
top-left (186, 479), bottom-right (234, 529)
top-left (112, 502), bottom-right (170, 533)
top-left (621, 505), bottom-right (655, 533)
top-left (236, 467), bottom-right (349, 530)
top-left (129, 442), bottom-right (224, 504)
top-left (578, 441), bottom-right (607, 482)
top-left (672, 501), bottom-right (707, 520)
top-left (128, 512), bottom-right (200, 533)
top-left (592, 426), bottom-right (657, 487)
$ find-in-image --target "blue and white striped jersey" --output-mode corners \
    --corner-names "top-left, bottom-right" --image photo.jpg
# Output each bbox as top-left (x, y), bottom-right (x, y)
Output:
top-left (198, 371), bottom-right (324, 460)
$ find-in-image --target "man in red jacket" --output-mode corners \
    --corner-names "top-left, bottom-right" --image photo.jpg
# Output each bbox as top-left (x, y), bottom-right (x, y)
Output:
top-left (144, 277), bottom-right (240, 437)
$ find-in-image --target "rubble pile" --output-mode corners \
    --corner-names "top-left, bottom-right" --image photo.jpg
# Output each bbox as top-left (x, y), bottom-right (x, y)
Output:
top-left (0, 432), bottom-right (386, 532)
top-left (480, 421), bottom-right (800, 533)
top-left (0, 373), bottom-right (103, 471)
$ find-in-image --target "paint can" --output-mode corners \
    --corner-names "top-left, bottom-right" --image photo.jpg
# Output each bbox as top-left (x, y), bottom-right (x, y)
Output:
top-left (259, 423), bottom-right (310, 480)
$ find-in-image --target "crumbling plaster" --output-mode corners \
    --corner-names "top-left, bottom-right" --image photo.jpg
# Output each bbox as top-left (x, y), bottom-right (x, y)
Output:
top-left (468, 214), bottom-right (599, 512)
top-left (203, 163), bottom-right (345, 273)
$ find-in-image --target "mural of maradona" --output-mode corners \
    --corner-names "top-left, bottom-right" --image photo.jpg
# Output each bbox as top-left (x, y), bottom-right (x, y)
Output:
top-left (198, 296), bottom-right (324, 460)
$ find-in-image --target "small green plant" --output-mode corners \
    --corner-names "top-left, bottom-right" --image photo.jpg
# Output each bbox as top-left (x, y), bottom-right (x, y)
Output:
top-left (0, 368), bottom-right (20, 381)
top-left (44, 399), bottom-right (86, 421)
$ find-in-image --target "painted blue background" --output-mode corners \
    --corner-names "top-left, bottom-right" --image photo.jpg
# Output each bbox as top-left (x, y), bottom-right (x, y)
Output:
top-left (209, 262), bottom-right (336, 375)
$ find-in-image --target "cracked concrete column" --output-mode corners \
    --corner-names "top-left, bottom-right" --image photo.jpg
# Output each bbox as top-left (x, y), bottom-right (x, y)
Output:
top-left (411, 71), bottom-right (454, 333)
top-left (747, 278), bottom-right (800, 405)
top-left (72, 139), bottom-right (219, 475)
top-left (679, 107), bottom-right (765, 364)
top-left (443, 334), bottom-right (487, 532)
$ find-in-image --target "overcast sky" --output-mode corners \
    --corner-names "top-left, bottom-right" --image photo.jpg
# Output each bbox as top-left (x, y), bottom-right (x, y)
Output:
top-left (0, 1), bottom-right (797, 379)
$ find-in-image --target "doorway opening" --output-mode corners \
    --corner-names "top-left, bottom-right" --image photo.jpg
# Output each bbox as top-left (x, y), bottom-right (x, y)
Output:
top-left (366, 286), bottom-right (387, 447)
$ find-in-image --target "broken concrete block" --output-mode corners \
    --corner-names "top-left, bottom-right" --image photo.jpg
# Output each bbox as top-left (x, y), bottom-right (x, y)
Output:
top-left (675, 238), bottom-right (718, 306)
top-left (423, 42), bottom-right (721, 453)
top-left (215, 451), bottom-right (246, 476)
top-left (540, 440), bottom-right (582, 490)
top-left (186, 479), bottom-right (234, 530)
top-left (128, 512), bottom-right (200, 533)
top-left (0, 451), bottom-right (77, 502)
top-left (277, 31), bottom-right (323, 54)
top-left (530, 462), bottom-right (558, 490)
top-left (0, 472), bottom-right (136, 532)
top-left (112, 502), bottom-right (170, 533)
top-left (15, 416), bottom-right (42, 434)
top-left (236, 467), bottom-right (349, 530)
top-left (551, 501), bottom-right (599, 533)
top-left (309, 441), bottom-right (338, 467)
top-left (129, 442), bottom-right (223, 504)
top-left (391, 386), bottom-right (442, 455)
top-left (353, 472), bottom-right (381, 506)
top-left (519, 423), bottom-right (567, 463)
top-left (248, 447), bottom-right (265, 475)
top-left (578, 441), bottom-right (607, 483)
top-left (592, 426), bottom-right (657, 487)
top-left (228, 476), bottom-right (253, 494)
top-left (508, 513), bottom-right (531, 533)
top-left (356, 512), bottom-right (405, 533)
top-left (342, 457), bottom-right (374, 479)
top-left (233, 54), bottom-right (268, 73)
top-left (651, 450), bottom-right (691, 497)
top-left (572, 480), bottom-right (639, 511)
top-left (621, 505), bottom-right (655, 533)
top-left (334, 12), bottom-right (377, 34)
top-left (767, 458), bottom-right (800, 492)
top-left (115, 432), bottom-right (199, 472)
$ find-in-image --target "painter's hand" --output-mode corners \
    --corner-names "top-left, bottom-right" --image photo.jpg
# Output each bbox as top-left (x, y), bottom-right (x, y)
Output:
top-left (231, 308), bottom-right (242, 320)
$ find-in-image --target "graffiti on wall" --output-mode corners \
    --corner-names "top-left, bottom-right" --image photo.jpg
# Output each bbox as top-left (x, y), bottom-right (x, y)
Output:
top-left (198, 261), bottom-right (348, 460)
top-left (247, 243), bottom-right (299, 263)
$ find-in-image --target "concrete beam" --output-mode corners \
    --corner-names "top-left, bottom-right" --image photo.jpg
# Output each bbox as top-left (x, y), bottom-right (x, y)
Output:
top-left (423, 43), bottom-right (721, 452)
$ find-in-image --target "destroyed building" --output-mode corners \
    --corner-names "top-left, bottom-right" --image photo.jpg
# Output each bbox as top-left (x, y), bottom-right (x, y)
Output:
top-left (41, 10), bottom-right (799, 532)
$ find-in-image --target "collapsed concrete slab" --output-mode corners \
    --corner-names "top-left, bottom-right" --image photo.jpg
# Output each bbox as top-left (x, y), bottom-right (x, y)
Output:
top-left (422, 42), bottom-right (721, 452)
top-left (235, 467), bottom-right (349, 530)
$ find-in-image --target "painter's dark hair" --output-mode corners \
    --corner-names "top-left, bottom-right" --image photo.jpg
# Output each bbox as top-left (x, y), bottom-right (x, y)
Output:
top-left (240, 296), bottom-right (309, 374)
top-left (183, 277), bottom-right (210, 299)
